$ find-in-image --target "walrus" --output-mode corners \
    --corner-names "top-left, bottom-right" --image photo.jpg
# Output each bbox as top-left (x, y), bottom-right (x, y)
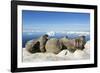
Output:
top-left (45, 38), bottom-right (62, 54)
top-left (59, 36), bottom-right (86, 53)
top-left (38, 34), bottom-right (49, 52)
top-left (75, 36), bottom-right (86, 50)
top-left (25, 34), bottom-right (48, 53)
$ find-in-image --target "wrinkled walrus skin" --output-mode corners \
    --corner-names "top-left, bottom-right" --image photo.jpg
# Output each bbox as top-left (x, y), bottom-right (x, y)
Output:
top-left (59, 36), bottom-right (86, 53)
top-left (45, 38), bottom-right (62, 54)
top-left (25, 34), bottom-right (48, 53)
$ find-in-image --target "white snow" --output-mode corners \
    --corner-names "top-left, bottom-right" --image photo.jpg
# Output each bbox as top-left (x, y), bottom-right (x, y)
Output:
top-left (23, 41), bottom-right (90, 62)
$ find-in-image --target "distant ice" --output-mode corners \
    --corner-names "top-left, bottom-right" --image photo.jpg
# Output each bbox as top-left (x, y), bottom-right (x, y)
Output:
top-left (46, 31), bottom-right (56, 36)
top-left (64, 31), bottom-right (90, 36)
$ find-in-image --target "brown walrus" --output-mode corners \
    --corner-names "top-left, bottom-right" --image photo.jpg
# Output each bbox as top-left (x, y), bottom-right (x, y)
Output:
top-left (59, 36), bottom-right (86, 53)
top-left (45, 38), bottom-right (62, 54)
top-left (25, 34), bottom-right (48, 53)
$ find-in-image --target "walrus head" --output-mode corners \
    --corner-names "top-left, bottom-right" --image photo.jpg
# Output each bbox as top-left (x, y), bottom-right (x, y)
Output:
top-left (75, 36), bottom-right (86, 50)
top-left (43, 34), bottom-right (49, 40)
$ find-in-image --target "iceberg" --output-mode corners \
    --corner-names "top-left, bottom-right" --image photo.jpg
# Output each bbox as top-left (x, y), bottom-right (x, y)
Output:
top-left (46, 31), bottom-right (56, 36)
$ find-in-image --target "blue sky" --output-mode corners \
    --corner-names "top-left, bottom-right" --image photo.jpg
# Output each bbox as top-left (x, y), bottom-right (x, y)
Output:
top-left (22, 10), bottom-right (90, 32)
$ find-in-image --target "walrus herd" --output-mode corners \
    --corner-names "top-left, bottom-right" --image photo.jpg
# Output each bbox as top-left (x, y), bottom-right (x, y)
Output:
top-left (25, 34), bottom-right (86, 54)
